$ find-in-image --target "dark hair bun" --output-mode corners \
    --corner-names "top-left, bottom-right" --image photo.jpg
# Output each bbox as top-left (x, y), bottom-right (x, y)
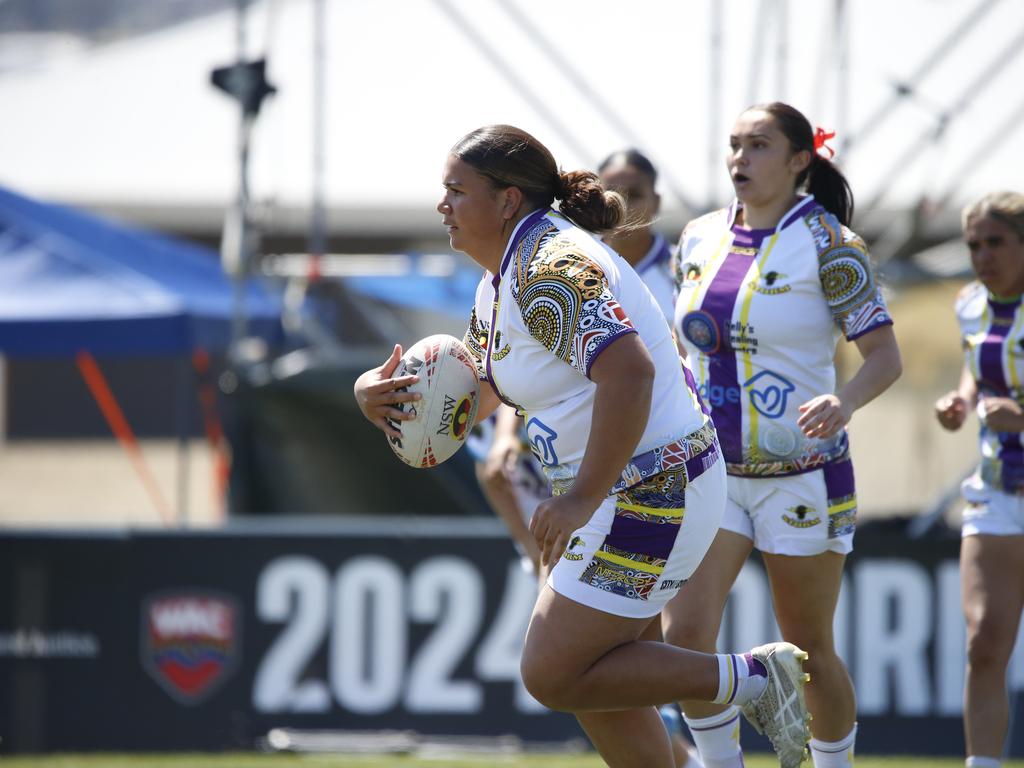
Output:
top-left (557, 170), bottom-right (625, 233)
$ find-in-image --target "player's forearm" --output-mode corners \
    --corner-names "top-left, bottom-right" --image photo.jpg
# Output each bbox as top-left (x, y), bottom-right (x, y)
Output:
top-left (571, 341), bottom-right (654, 505)
top-left (957, 365), bottom-right (978, 406)
top-left (838, 326), bottom-right (902, 413)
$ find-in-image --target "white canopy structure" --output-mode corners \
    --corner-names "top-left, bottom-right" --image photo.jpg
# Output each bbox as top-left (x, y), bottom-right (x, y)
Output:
top-left (0, 0), bottom-right (1022, 245)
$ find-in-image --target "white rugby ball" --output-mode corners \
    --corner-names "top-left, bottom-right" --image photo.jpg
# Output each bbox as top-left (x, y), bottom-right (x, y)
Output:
top-left (387, 334), bottom-right (481, 468)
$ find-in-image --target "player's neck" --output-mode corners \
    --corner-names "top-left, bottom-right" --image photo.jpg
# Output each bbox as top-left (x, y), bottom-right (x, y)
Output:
top-left (606, 230), bottom-right (654, 267)
top-left (738, 193), bottom-right (801, 230)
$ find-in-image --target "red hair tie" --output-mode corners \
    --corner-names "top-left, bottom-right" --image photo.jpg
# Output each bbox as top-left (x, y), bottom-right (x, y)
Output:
top-left (813, 127), bottom-right (836, 159)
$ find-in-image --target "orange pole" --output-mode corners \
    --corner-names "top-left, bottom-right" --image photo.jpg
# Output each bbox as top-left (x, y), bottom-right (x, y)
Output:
top-left (192, 348), bottom-right (230, 521)
top-left (75, 351), bottom-right (174, 526)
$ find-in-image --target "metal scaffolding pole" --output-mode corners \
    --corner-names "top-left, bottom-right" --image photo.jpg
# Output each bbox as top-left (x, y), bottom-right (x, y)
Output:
top-left (707, 0), bottom-right (723, 210)
top-left (863, 21), bottom-right (1024, 212)
top-left (310, 0), bottom-right (327, 259)
top-left (845, 0), bottom-right (1003, 152)
top-left (834, 0), bottom-right (849, 160)
top-left (775, 0), bottom-right (788, 100)
top-left (494, 0), bottom-right (697, 218)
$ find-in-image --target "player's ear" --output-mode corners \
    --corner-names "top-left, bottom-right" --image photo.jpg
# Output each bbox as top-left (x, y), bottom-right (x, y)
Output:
top-left (501, 186), bottom-right (524, 221)
top-left (789, 148), bottom-right (812, 177)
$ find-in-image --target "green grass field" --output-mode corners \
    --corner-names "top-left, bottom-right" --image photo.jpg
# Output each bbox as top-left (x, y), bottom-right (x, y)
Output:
top-left (2, 755), bottom-right (1019, 768)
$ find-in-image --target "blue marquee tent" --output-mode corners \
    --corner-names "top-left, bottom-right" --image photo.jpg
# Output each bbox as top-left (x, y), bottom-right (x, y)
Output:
top-left (0, 185), bottom-right (284, 357)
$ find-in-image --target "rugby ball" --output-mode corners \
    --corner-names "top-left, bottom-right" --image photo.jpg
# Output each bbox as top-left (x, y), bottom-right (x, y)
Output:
top-left (386, 334), bottom-right (481, 468)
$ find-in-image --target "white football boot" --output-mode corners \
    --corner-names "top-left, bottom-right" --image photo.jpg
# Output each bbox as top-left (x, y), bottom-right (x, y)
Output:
top-left (739, 642), bottom-right (812, 768)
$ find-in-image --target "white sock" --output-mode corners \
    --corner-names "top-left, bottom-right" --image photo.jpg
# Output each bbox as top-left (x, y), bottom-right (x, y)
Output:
top-left (713, 652), bottom-right (767, 706)
top-left (966, 757), bottom-right (1001, 768)
top-left (810, 723), bottom-right (857, 768)
top-left (683, 745), bottom-right (705, 768)
top-left (684, 707), bottom-right (744, 768)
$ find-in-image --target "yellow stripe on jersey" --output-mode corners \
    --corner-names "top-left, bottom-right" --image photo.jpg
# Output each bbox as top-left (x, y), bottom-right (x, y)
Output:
top-left (966, 302), bottom-right (990, 384)
top-left (685, 231), bottom-right (733, 392)
top-left (1005, 305), bottom-right (1024, 390)
top-left (593, 549), bottom-right (665, 575)
top-left (615, 501), bottom-right (686, 519)
top-left (737, 234), bottom-right (780, 460)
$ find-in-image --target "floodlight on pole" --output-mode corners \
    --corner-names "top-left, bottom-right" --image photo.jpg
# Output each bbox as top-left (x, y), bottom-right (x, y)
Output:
top-left (209, 0), bottom-right (277, 349)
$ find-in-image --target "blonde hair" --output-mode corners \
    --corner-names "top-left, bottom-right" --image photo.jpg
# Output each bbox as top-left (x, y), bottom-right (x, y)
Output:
top-left (962, 191), bottom-right (1024, 240)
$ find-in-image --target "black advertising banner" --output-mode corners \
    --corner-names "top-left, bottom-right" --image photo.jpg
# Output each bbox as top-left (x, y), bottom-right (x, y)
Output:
top-left (1, 518), bottom-right (1022, 756)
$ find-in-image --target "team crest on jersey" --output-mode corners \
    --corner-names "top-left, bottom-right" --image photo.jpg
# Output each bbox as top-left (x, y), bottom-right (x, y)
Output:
top-left (681, 311), bottom-right (720, 353)
top-left (782, 504), bottom-right (821, 528)
top-left (490, 329), bottom-right (512, 361)
top-left (681, 262), bottom-right (703, 284)
top-left (141, 592), bottom-right (240, 705)
top-left (563, 535), bottom-right (586, 561)
top-left (748, 271), bottom-right (791, 295)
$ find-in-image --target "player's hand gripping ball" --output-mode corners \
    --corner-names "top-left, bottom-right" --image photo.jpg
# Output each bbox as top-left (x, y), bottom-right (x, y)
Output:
top-left (386, 334), bottom-right (480, 468)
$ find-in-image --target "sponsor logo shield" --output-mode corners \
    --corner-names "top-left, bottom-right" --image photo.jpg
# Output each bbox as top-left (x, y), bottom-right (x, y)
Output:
top-left (141, 591), bottom-right (241, 705)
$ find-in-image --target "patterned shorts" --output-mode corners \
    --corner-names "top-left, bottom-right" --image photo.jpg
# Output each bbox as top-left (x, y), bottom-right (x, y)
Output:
top-left (548, 446), bottom-right (726, 619)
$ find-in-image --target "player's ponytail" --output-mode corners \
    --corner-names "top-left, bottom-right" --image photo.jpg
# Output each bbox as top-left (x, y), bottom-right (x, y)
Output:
top-left (748, 101), bottom-right (855, 227)
top-left (451, 124), bottom-right (624, 234)
top-left (556, 169), bottom-right (625, 233)
top-left (806, 154), bottom-right (854, 228)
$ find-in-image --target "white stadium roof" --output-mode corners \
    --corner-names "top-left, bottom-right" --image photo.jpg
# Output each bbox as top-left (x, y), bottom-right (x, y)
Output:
top-left (0, 0), bottom-right (1022, 238)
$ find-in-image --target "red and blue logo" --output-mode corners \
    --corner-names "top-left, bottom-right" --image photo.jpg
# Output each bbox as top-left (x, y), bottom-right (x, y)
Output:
top-left (141, 592), bottom-right (240, 705)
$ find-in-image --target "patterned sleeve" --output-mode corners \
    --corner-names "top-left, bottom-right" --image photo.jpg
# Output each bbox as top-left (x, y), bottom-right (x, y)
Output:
top-left (462, 307), bottom-right (489, 381)
top-left (516, 244), bottom-right (636, 378)
top-left (818, 230), bottom-right (893, 340)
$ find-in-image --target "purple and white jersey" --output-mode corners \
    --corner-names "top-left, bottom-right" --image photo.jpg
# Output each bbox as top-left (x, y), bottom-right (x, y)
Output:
top-left (464, 209), bottom-right (707, 472)
top-left (673, 196), bottom-right (892, 477)
top-left (634, 232), bottom-right (675, 323)
top-left (956, 282), bottom-right (1024, 493)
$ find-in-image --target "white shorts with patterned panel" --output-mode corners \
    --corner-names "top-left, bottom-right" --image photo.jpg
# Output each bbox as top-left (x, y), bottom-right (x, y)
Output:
top-left (961, 473), bottom-right (1024, 537)
top-left (720, 460), bottom-right (857, 556)
top-left (548, 455), bottom-right (727, 619)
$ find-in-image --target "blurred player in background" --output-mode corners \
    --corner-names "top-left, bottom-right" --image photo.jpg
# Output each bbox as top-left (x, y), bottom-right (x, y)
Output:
top-left (935, 191), bottom-right (1024, 768)
top-left (355, 123), bottom-right (811, 768)
top-left (468, 403), bottom-right (546, 574)
top-left (665, 102), bottom-right (901, 768)
top-left (599, 148), bottom-right (675, 322)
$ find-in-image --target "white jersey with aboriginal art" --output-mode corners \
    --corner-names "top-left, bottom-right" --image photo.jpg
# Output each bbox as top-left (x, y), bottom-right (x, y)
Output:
top-left (634, 231), bottom-right (675, 323)
top-left (956, 282), bottom-right (1024, 493)
top-left (464, 208), bottom-right (707, 474)
top-left (673, 195), bottom-right (893, 477)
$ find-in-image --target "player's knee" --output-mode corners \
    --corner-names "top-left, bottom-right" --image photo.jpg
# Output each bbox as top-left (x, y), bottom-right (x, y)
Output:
top-left (520, 655), bottom-right (573, 711)
top-left (966, 620), bottom-right (1015, 671)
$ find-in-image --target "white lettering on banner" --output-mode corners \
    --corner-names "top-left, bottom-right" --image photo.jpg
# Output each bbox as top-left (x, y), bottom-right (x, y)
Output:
top-left (936, 561), bottom-right (966, 715)
top-left (726, 565), bottom-right (776, 653)
top-left (331, 557), bottom-right (405, 714)
top-left (834, 574), bottom-right (851, 664)
top-left (855, 560), bottom-right (932, 715)
top-left (406, 557), bottom-right (483, 713)
top-left (0, 629), bottom-right (100, 658)
top-left (150, 599), bottom-right (232, 640)
top-left (475, 563), bottom-right (546, 713)
top-left (251, 551), bottom-right (1024, 718)
top-left (253, 556), bottom-right (331, 713)
top-left (1012, 616), bottom-right (1024, 689)
top-left (253, 554), bottom-right (531, 716)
